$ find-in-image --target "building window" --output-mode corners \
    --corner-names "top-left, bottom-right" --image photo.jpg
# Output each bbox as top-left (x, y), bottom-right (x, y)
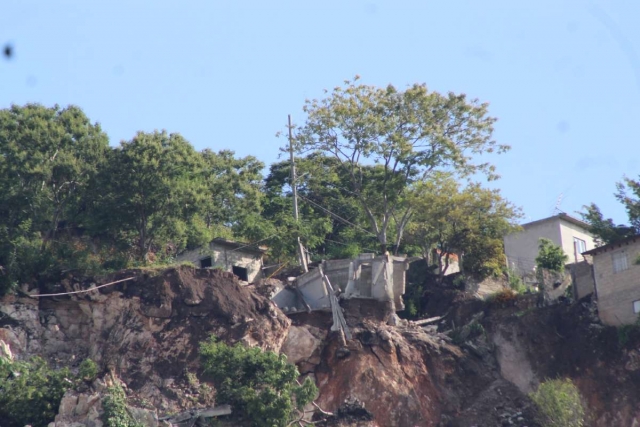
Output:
top-left (573, 237), bottom-right (586, 257)
top-left (612, 252), bottom-right (628, 274)
top-left (232, 265), bottom-right (249, 281)
top-left (200, 257), bottom-right (212, 268)
top-left (634, 300), bottom-right (640, 314)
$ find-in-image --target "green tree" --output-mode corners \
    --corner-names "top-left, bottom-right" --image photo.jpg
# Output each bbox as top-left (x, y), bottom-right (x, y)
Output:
top-left (263, 154), bottom-right (376, 260)
top-left (199, 149), bottom-right (266, 243)
top-left (530, 378), bottom-right (584, 427)
top-left (199, 338), bottom-right (317, 427)
top-left (95, 131), bottom-right (206, 261)
top-left (404, 174), bottom-right (520, 281)
top-left (292, 77), bottom-right (508, 253)
top-left (0, 356), bottom-right (74, 427)
top-left (535, 238), bottom-right (568, 272)
top-left (0, 104), bottom-right (109, 292)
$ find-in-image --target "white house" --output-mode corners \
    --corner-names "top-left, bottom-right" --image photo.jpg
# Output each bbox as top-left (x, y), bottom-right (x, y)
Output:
top-left (174, 238), bottom-right (266, 283)
top-left (504, 213), bottom-right (596, 274)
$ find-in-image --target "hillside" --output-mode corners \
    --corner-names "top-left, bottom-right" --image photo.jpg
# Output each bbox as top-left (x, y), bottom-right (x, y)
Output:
top-left (1, 267), bottom-right (639, 426)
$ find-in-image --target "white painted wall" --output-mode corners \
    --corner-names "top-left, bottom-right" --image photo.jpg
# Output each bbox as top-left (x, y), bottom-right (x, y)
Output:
top-left (174, 241), bottom-right (263, 282)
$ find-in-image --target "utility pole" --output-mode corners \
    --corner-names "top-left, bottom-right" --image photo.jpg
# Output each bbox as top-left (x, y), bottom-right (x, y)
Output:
top-left (289, 115), bottom-right (309, 272)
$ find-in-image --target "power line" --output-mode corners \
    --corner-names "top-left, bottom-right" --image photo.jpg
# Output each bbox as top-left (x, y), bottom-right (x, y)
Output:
top-left (298, 194), bottom-right (377, 237)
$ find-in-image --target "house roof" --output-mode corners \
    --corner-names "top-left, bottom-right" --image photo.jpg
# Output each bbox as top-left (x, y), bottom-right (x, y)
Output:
top-left (582, 235), bottom-right (640, 256)
top-left (211, 238), bottom-right (268, 254)
top-left (519, 213), bottom-right (591, 231)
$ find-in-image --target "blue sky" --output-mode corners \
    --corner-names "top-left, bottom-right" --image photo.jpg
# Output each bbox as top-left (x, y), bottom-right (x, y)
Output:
top-left (2, 0), bottom-right (639, 225)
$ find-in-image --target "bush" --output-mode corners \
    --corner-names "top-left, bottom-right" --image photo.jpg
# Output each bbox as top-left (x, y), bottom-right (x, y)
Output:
top-left (0, 356), bottom-right (74, 427)
top-left (102, 384), bottom-right (143, 427)
top-left (535, 238), bottom-right (568, 272)
top-left (530, 378), bottom-right (585, 427)
top-left (199, 337), bottom-right (318, 427)
top-left (79, 358), bottom-right (99, 382)
top-left (507, 268), bottom-right (527, 294)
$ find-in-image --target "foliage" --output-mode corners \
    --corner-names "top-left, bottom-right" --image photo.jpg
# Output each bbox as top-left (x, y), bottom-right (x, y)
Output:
top-left (0, 356), bottom-right (75, 427)
top-left (530, 378), bottom-right (585, 427)
top-left (507, 268), bottom-right (527, 294)
top-left (581, 203), bottom-right (635, 246)
top-left (199, 337), bottom-right (317, 427)
top-left (535, 238), bottom-right (568, 272)
top-left (291, 76), bottom-right (508, 253)
top-left (102, 383), bottom-right (143, 427)
top-left (0, 104), bottom-right (110, 293)
top-left (617, 315), bottom-right (640, 348)
top-left (404, 173), bottom-right (520, 281)
top-left (78, 358), bottom-right (98, 381)
top-left (93, 131), bottom-right (207, 261)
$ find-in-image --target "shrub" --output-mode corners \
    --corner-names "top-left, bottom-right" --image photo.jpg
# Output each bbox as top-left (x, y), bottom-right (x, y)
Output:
top-left (535, 238), bottom-right (568, 272)
top-left (102, 384), bottom-right (143, 427)
top-left (79, 358), bottom-right (99, 382)
top-left (486, 288), bottom-right (518, 305)
top-left (507, 268), bottom-right (527, 294)
top-left (530, 378), bottom-right (585, 427)
top-left (0, 356), bottom-right (74, 427)
top-left (199, 337), bottom-right (318, 427)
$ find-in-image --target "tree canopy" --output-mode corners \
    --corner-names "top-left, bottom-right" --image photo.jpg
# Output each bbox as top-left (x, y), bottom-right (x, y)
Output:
top-left (292, 77), bottom-right (508, 253)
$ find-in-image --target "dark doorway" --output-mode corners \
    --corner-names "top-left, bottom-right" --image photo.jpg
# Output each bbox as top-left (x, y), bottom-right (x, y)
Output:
top-left (200, 257), bottom-right (212, 268)
top-left (232, 265), bottom-right (249, 281)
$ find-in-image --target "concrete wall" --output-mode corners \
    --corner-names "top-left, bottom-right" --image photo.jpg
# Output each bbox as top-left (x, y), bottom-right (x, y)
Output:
top-left (573, 260), bottom-right (595, 300)
top-left (175, 242), bottom-right (263, 283)
top-left (558, 221), bottom-right (596, 263)
top-left (593, 239), bottom-right (640, 325)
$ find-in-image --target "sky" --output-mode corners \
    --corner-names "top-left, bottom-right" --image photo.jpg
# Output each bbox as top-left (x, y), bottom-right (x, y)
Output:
top-left (1, 0), bottom-right (639, 225)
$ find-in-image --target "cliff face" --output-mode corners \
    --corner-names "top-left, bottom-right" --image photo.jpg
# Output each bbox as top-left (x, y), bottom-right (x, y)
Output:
top-left (1, 267), bottom-right (640, 427)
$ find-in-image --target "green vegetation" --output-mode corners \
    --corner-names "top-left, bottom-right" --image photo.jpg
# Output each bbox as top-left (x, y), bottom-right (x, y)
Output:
top-left (535, 238), bottom-right (568, 272)
top-left (102, 384), bottom-right (143, 427)
top-left (0, 356), bottom-right (79, 427)
top-left (530, 378), bottom-right (585, 427)
top-left (1, 83), bottom-right (516, 293)
top-left (507, 268), bottom-right (527, 294)
top-left (78, 358), bottom-right (99, 382)
top-left (581, 176), bottom-right (640, 246)
top-left (292, 76), bottom-right (509, 254)
top-left (199, 337), bottom-right (317, 427)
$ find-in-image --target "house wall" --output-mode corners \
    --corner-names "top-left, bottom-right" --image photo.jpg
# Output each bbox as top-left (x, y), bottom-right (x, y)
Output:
top-left (175, 242), bottom-right (263, 283)
top-left (573, 260), bottom-right (595, 300)
top-left (504, 217), bottom-right (596, 275)
top-left (504, 219), bottom-right (562, 273)
top-left (558, 220), bottom-right (596, 263)
top-left (593, 240), bottom-right (640, 325)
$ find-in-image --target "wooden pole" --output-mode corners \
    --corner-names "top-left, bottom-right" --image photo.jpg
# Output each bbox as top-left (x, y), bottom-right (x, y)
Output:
top-left (289, 115), bottom-right (308, 273)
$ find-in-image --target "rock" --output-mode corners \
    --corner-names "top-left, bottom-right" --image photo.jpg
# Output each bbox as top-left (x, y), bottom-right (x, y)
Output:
top-left (282, 325), bottom-right (322, 365)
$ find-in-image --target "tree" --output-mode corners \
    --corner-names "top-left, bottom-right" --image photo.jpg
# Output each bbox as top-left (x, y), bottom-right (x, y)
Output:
top-left (292, 77), bottom-right (508, 253)
top-left (263, 154), bottom-right (377, 260)
top-left (535, 238), bottom-right (568, 272)
top-left (199, 149), bottom-right (265, 243)
top-left (199, 338), bottom-right (317, 427)
top-left (404, 174), bottom-right (520, 281)
top-left (95, 131), bottom-right (206, 261)
top-left (0, 104), bottom-right (109, 292)
top-left (581, 176), bottom-right (640, 246)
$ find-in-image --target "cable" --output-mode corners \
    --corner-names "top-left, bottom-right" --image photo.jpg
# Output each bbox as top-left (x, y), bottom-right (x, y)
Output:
top-left (298, 195), bottom-right (377, 237)
top-left (29, 277), bottom-right (135, 298)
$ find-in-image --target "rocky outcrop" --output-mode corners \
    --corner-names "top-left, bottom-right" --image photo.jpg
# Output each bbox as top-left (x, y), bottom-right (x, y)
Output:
top-left (0, 267), bottom-right (290, 416)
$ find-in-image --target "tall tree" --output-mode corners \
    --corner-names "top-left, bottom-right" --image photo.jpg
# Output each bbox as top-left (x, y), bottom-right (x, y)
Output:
top-left (404, 174), bottom-right (520, 281)
top-left (0, 104), bottom-right (109, 292)
top-left (96, 131), bottom-right (205, 260)
top-left (292, 77), bottom-right (508, 253)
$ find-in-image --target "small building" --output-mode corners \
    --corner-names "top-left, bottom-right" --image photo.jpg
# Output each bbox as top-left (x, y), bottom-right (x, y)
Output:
top-left (174, 238), bottom-right (266, 283)
top-left (504, 213), bottom-right (596, 274)
top-left (582, 235), bottom-right (640, 325)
